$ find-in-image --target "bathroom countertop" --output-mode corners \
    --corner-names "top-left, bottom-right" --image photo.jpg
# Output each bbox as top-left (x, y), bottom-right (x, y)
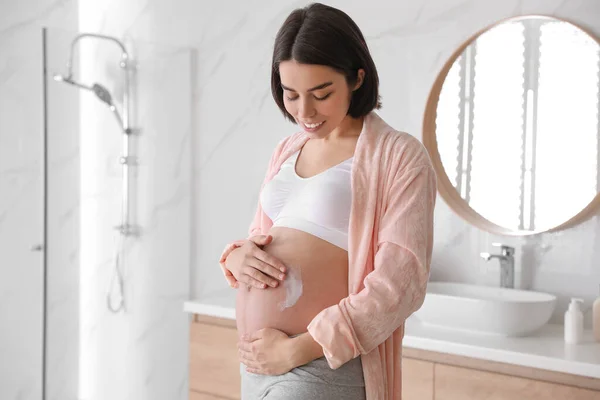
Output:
top-left (184, 296), bottom-right (600, 380)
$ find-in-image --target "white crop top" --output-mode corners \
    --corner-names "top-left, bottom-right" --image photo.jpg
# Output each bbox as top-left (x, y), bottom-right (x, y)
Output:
top-left (259, 150), bottom-right (353, 251)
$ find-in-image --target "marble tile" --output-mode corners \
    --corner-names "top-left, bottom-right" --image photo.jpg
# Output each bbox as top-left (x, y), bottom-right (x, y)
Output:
top-left (186, 0), bottom-right (600, 328)
top-left (2, 0), bottom-right (599, 399)
top-left (0, 2), bottom-right (77, 400)
top-left (69, 35), bottom-right (193, 400)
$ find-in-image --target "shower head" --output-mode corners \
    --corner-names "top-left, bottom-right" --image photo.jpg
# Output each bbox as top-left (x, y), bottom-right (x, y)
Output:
top-left (51, 33), bottom-right (131, 134)
top-left (92, 83), bottom-right (114, 107)
top-left (53, 74), bottom-right (125, 132)
top-left (53, 74), bottom-right (113, 106)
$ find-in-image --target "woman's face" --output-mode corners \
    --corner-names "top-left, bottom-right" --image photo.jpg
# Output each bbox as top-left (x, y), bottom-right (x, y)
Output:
top-left (279, 61), bottom-right (364, 139)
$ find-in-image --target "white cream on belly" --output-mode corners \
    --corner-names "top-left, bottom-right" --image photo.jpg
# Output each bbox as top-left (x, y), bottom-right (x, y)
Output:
top-left (278, 265), bottom-right (303, 310)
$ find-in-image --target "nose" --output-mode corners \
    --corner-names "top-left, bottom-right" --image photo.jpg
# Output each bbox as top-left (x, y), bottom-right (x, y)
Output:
top-left (297, 97), bottom-right (316, 119)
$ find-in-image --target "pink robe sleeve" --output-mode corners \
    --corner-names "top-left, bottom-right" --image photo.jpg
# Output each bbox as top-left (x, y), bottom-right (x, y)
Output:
top-left (218, 137), bottom-right (289, 286)
top-left (307, 164), bottom-right (437, 369)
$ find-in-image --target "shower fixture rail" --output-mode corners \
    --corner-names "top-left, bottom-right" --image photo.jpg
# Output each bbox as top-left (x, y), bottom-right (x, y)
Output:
top-left (53, 33), bottom-right (137, 237)
top-left (52, 32), bottom-right (139, 314)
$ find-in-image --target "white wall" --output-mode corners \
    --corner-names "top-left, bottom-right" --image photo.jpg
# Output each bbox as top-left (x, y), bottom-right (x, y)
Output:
top-left (0, 2), bottom-right (78, 400)
top-left (44, 26), bottom-right (193, 400)
top-left (1, 2), bottom-right (192, 400)
top-left (1, 0), bottom-right (599, 400)
top-left (105, 0), bottom-right (597, 326)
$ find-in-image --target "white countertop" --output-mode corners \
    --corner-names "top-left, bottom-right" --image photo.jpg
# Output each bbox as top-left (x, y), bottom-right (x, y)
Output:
top-left (184, 297), bottom-right (600, 379)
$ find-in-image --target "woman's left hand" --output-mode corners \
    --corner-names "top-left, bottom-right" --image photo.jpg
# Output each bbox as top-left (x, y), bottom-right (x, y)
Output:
top-left (237, 328), bottom-right (295, 375)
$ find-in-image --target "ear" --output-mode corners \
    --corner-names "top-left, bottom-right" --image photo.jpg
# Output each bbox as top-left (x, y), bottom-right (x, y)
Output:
top-left (353, 69), bottom-right (366, 91)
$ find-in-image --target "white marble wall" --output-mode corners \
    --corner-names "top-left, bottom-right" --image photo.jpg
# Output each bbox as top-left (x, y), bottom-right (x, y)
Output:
top-left (114, 0), bottom-right (596, 326)
top-left (2, 3), bottom-right (192, 400)
top-left (0, 2), bottom-right (78, 400)
top-left (2, 0), bottom-right (600, 399)
top-left (44, 27), bottom-right (85, 400)
top-left (80, 0), bottom-right (600, 338)
top-left (44, 28), bottom-right (193, 400)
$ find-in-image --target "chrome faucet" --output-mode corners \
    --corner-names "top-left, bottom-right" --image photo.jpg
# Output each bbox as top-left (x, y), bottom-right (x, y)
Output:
top-left (480, 243), bottom-right (515, 289)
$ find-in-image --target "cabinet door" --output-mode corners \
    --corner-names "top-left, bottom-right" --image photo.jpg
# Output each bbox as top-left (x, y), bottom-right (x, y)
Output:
top-left (189, 321), bottom-right (240, 399)
top-left (189, 390), bottom-right (234, 400)
top-left (435, 364), bottom-right (599, 400)
top-left (403, 358), bottom-right (434, 400)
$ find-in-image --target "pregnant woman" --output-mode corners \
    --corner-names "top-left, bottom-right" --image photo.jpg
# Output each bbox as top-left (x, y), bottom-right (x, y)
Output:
top-left (219, 3), bottom-right (437, 399)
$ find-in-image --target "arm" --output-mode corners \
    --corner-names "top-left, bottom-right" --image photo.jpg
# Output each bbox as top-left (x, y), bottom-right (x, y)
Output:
top-left (288, 332), bottom-right (324, 368)
top-left (307, 164), bottom-right (437, 369)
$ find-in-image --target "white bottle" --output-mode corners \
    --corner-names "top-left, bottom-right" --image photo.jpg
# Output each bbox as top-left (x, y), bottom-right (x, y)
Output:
top-left (593, 286), bottom-right (600, 342)
top-left (564, 298), bottom-right (584, 344)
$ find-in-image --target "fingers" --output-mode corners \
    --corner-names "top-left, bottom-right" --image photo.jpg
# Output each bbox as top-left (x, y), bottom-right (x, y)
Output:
top-left (240, 276), bottom-right (268, 289)
top-left (238, 342), bottom-right (258, 369)
top-left (247, 329), bottom-right (263, 341)
top-left (225, 275), bottom-right (238, 288)
top-left (231, 236), bottom-right (287, 289)
top-left (253, 248), bottom-right (287, 274)
top-left (239, 351), bottom-right (258, 370)
top-left (238, 340), bottom-right (252, 353)
top-left (241, 266), bottom-right (278, 289)
top-left (249, 258), bottom-right (285, 286)
top-left (249, 234), bottom-right (273, 246)
top-left (247, 236), bottom-right (286, 274)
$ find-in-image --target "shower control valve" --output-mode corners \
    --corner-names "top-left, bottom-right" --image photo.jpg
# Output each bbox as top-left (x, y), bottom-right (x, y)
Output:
top-left (119, 156), bottom-right (138, 166)
top-left (114, 224), bottom-right (140, 237)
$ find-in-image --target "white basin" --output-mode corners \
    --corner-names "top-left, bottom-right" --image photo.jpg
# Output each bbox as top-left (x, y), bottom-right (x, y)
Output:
top-left (412, 282), bottom-right (557, 337)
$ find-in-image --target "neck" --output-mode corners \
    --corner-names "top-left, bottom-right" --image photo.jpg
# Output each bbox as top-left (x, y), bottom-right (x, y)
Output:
top-left (324, 115), bottom-right (364, 142)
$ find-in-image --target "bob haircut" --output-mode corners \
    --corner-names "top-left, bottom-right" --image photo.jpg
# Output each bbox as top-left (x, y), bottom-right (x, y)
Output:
top-left (271, 2), bottom-right (382, 122)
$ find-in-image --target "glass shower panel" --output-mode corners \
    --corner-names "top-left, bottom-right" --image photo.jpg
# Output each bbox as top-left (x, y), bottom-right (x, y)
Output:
top-left (44, 27), bottom-right (193, 400)
top-left (0, 26), bottom-right (46, 400)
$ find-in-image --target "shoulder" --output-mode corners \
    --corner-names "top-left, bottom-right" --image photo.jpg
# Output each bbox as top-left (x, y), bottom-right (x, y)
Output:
top-left (387, 130), bottom-right (432, 170)
top-left (274, 130), bottom-right (306, 152)
top-left (267, 130), bottom-right (307, 165)
top-left (371, 120), bottom-right (433, 174)
top-left (378, 130), bottom-right (437, 195)
top-left (364, 112), bottom-right (432, 170)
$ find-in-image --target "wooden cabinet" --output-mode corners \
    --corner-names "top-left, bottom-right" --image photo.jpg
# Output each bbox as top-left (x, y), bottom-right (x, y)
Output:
top-left (189, 317), bottom-right (240, 400)
top-left (402, 358), bottom-right (434, 400)
top-left (188, 316), bottom-right (599, 400)
top-left (189, 391), bottom-right (234, 400)
top-left (434, 364), bottom-right (599, 400)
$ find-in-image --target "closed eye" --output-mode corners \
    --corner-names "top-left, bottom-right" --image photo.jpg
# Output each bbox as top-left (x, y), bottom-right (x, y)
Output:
top-left (286, 93), bottom-right (332, 101)
top-left (315, 93), bottom-right (332, 101)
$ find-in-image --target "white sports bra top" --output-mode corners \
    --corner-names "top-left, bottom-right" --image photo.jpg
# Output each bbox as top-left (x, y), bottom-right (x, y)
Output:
top-left (259, 150), bottom-right (353, 251)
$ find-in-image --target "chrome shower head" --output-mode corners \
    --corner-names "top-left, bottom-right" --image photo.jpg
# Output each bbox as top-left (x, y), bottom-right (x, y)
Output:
top-left (53, 74), bottom-right (125, 132)
top-left (91, 83), bottom-right (114, 107)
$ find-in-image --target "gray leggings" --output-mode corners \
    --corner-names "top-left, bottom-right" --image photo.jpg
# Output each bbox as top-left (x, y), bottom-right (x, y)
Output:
top-left (240, 356), bottom-right (366, 400)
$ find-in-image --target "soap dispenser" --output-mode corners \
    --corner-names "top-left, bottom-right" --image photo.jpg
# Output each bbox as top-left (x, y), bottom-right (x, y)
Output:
top-left (564, 298), bottom-right (584, 344)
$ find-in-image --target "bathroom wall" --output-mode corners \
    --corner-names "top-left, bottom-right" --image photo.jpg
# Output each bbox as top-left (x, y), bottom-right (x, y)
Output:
top-left (82, 0), bottom-right (597, 327)
top-left (79, 0), bottom-right (599, 329)
top-left (0, 2), bottom-right (78, 400)
top-left (43, 26), bottom-right (193, 400)
top-left (1, 3), bottom-right (192, 400)
top-left (1, 0), bottom-right (599, 399)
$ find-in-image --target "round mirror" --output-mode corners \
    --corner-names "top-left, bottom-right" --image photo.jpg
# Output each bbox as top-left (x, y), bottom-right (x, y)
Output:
top-left (424, 15), bottom-right (600, 235)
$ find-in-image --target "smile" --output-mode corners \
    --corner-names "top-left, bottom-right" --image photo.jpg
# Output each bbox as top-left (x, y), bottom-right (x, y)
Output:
top-left (303, 121), bottom-right (324, 129)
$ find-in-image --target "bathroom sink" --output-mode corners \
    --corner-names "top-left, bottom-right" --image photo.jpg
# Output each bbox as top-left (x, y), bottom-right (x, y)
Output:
top-left (412, 282), bottom-right (557, 337)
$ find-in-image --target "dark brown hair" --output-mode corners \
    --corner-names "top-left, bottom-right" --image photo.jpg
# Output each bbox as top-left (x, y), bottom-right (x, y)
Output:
top-left (271, 2), bottom-right (382, 122)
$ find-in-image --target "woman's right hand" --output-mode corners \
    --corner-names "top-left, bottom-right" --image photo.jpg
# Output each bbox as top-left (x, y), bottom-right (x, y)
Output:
top-left (225, 235), bottom-right (287, 289)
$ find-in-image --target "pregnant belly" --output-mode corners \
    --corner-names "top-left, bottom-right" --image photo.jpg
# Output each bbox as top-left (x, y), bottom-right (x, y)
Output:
top-left (236, 227), bottom-right (349, 338)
